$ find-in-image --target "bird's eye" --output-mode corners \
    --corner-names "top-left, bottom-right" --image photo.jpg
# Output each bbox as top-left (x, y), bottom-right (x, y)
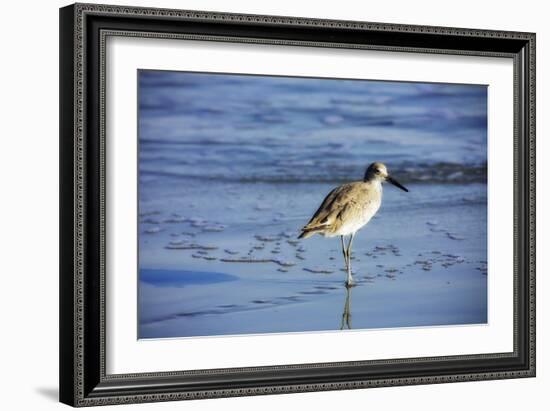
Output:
top-left (375, 169), bottom-right (381, 174)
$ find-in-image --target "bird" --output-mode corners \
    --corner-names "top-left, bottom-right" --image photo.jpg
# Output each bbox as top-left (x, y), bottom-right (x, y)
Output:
top-left (298, 162), bottom-right (408, 287)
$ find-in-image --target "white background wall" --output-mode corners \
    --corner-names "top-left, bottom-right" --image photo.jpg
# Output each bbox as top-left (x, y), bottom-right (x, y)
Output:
top-left (0, 0), bottom-right (546, 409)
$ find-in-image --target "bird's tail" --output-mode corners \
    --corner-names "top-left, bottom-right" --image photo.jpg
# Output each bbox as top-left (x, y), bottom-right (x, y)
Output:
top-left (298, 227), bottom-right (322, 239)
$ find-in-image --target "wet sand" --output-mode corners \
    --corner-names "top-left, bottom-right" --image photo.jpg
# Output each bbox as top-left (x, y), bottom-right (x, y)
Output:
top-left (138, 180), bottom-right (487, 338)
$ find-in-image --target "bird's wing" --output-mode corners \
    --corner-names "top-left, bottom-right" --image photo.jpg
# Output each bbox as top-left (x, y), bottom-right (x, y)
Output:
top-left (301, 183), bottom-right (362, 231)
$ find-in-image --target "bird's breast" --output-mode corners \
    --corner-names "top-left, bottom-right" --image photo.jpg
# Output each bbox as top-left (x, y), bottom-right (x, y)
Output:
top-left (359, 184), bottom-right (382, 222)
top-left (360, 197), bottom-right (381, 223)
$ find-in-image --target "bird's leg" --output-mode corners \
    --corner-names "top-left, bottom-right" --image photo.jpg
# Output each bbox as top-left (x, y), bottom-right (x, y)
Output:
top-left (345, 233), bottom-right (355, 286)
top-left (340, 285), bottom-right (352, 330)
top-left (341, 235), bottom-right (348, 270)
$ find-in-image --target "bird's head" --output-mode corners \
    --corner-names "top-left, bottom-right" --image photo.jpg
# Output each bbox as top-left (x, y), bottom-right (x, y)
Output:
top-left (364, 162), bottom-right (408, 192)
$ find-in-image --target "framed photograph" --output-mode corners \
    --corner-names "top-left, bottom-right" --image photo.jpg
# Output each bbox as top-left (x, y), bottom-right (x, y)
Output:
top-left (59, 3), bottom-right (536, 407)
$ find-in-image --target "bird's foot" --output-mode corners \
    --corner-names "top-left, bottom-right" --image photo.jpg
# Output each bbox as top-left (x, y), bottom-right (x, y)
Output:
top-left (345, 279), bottom-right (356, 288)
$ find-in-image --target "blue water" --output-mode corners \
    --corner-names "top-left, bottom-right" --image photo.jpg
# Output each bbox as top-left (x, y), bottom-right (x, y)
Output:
top-left (139, 70), bottom-right (487, 185)
top-left (137, 70), bottom-right (488, 339)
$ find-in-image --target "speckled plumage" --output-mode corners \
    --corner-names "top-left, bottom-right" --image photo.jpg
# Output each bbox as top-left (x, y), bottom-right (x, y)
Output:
top-left (298, 180), bottom-right (382, 238)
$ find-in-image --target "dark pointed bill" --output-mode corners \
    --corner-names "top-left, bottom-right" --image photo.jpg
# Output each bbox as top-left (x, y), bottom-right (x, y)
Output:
top-left (387, 176), bottom-right (409, 192)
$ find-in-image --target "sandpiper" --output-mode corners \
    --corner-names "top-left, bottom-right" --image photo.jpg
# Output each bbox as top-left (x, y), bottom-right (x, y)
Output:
top-left (298, 162), bottom-right (408, 287)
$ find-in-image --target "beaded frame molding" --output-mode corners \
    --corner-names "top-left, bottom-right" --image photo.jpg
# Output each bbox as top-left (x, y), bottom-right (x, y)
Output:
top-left (59, 3), bottom-right (536, 407)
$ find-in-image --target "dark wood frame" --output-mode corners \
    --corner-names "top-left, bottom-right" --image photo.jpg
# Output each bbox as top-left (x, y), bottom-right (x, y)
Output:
top-left (59, 2), bottom-right (536, 407)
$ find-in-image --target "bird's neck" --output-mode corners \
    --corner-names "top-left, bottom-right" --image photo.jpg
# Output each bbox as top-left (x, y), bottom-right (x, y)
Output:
top-left (365, 178), bottom-right (383, 188)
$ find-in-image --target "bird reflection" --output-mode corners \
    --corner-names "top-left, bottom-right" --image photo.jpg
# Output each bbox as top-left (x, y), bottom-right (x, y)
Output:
top-left (340, 284), bottom-right (353, 330)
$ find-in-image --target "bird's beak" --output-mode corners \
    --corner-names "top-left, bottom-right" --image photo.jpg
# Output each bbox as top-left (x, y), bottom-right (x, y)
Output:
top-left (387, 176), bottom-right (409, 192)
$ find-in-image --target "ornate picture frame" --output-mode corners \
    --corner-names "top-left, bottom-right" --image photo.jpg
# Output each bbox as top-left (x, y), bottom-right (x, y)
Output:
top-left (59, 3), bottom-right (535, 407)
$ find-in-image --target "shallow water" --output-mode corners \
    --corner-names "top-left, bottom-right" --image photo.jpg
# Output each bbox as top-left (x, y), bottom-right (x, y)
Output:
top-left (138, 71), bottom-right (487, 339)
